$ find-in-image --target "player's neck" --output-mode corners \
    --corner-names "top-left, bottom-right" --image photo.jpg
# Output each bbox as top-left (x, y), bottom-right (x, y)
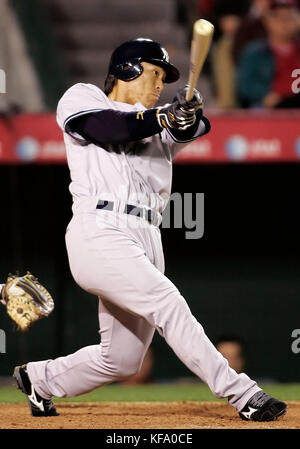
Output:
top-left (108, 86), bottom-right (133, 105)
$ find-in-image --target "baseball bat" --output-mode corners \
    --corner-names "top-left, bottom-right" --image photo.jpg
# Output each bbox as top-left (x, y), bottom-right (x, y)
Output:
top-left (185, 19), bottom-right (215, 101)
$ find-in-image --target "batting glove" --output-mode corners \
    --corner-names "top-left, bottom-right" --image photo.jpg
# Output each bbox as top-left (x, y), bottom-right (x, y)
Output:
top-left (156, 101), bottom-right (196, 131)
top-left (176, 85), bottom-right (204, 113)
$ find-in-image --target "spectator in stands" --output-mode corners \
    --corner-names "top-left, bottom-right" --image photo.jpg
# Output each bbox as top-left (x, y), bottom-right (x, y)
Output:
top-left (237, 0), bottom-right (300, 108)
top-left (176, 0), bottom-right (230, 44)
top-left (211, 1), bottom-right (250, 41)
top-left (232, 0), bottom-right (271, 63)
top-left (215, 335), bottom-right (246, 374)
top-left (211, 1), bottom-right (249, 108)
top-left (175, 0), bottom-right (198, 45)
top-left (215, 335), bottom-right (278, 383)
top-left (197, 0), bottom-right (216, 18)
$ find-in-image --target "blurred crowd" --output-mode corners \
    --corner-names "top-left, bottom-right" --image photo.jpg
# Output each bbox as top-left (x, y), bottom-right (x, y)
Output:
top-left (1, 0), bottom-right (300, 114)
top-left (178, 0), bottom-right (300, 109)
top-left (0, 0), bottom-right (45, 114)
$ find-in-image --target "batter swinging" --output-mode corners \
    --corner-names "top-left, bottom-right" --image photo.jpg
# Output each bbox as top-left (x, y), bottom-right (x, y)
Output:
top-left (13, 38), bottom-right (286, 422)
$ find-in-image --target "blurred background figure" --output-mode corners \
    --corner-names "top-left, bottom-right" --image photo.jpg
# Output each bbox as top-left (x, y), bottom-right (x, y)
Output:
top-left (119, 347), bottom-right (154, 385)
top-left (175, 0), bottom-right (197, 44)
top-left (215, 335), bottom-right (279, 383)
top-left (232, 0), bottom-right (271, 64)
top-left (0, 0), bottom-right (45, 114)
top-left (175, 1), bottom-right (217, 44)
top-left (0, 0), bottom-right (70, 113)
top-left (237, 0), bottom-right (300, 108)
top-left (198, 0), bottom-right (217, 18)
top-left (42, 0), bottom-right (213, 107)
top-left (211, 0), bottom-right (250, 109)
top-left (215, 336), bottom-right (246, 374)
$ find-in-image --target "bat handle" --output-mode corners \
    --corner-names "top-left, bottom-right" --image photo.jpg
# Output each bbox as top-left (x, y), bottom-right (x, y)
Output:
top-left (185, 84), bottom-right (194, 102)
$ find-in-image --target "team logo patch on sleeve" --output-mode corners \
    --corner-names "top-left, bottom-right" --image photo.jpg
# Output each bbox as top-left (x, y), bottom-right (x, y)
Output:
top-left (136, 111), bottom-right (144, 120)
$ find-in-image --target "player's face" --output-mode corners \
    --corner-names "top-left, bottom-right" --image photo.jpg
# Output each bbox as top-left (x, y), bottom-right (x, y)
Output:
top-left (121, 62), bottom-right (166, 108)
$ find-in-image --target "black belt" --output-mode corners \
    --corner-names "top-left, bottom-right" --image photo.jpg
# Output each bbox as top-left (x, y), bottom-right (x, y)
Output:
top-left (96, 200), bottom-right (157, 225)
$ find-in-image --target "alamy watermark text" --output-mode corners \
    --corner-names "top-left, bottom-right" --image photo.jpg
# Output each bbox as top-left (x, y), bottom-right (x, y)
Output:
top-left (0, 329), bottom-right (6, 354)
top-left (291, 69), bottom-right (300, 94)
top-left (291, 329), bottom-right (300, 354)
top-left (0, 69), bottom-right (6, 93)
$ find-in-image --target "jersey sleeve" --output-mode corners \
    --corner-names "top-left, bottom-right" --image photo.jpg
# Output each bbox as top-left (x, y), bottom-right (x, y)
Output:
top-left (56, 83), bottom-right (109, 143)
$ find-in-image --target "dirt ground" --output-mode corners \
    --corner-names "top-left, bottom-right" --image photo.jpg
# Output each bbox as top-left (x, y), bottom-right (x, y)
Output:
top-left (0, 401), bottom-right (299, 429)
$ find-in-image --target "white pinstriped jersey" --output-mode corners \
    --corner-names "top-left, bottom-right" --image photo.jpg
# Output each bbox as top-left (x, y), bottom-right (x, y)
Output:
top-left (57, 83), bottom-right (206, 214)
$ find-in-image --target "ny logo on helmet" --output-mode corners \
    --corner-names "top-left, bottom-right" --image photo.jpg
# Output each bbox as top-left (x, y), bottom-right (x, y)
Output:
top-left (161, 47), bottom-right (170, 63)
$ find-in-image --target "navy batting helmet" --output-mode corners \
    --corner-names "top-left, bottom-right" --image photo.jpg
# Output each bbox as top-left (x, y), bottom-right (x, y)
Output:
top-left (107, 38), bottom-right (180, 84)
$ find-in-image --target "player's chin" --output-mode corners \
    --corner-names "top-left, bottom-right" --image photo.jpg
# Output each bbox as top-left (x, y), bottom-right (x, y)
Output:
top-left (144, 95), bottom-right (160, 109)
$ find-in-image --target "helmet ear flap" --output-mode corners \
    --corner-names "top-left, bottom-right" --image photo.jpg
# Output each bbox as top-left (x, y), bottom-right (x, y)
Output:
top-left (112, 58), bottom-right (144, 81)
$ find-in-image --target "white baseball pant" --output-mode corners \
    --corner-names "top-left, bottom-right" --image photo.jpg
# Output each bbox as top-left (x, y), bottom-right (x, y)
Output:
top-left (27, 208), bottom-right (261, 411)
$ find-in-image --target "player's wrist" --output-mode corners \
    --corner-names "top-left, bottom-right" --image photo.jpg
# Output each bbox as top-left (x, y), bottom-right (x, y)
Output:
top-left (156, 106), bottom-right (177, 129)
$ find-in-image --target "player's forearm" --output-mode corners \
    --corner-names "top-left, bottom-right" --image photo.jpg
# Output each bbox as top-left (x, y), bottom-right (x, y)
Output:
top-left (67, 109), bottom-right (163, 145)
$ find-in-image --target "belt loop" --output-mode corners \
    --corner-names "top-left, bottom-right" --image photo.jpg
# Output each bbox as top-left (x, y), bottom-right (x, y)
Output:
top-left (119, 197), bottom-right (127, 216)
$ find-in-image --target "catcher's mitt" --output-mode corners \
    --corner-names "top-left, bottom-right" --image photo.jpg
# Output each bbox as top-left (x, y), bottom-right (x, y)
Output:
top-left (0, 272), bottom-right (54, 331)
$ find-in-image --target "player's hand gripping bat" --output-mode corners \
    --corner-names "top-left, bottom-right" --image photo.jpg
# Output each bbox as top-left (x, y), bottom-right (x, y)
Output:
top-left (156, 20), bottom-right (214, 131)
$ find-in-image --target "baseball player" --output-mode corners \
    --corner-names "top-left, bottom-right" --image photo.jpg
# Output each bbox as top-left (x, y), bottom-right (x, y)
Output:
top-left (13, 38), bottom-right (286, 421)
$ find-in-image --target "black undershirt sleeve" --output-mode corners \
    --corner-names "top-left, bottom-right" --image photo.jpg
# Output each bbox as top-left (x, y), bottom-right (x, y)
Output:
top-left (66, 109), bottom-right (162, 145)
top-left (66, 108), bottom-right (210, 146)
